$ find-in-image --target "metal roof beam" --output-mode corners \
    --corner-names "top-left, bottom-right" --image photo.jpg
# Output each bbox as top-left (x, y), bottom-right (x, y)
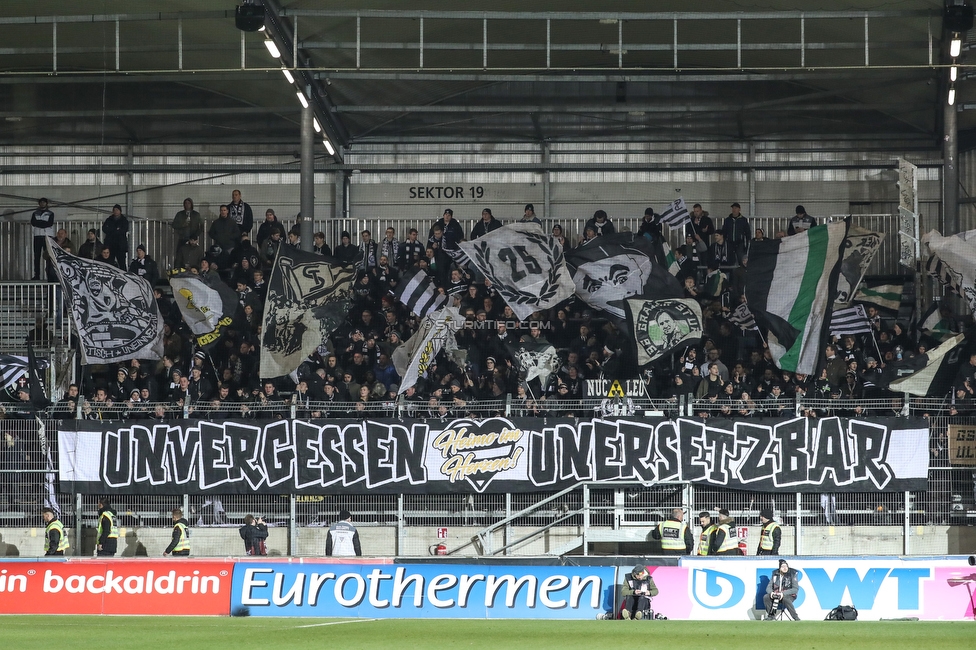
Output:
top-left (332, 103), bottom-right (930, 114)
top-left (317, 71), bottom-right (935, 83)
top-left (0, 159), bottom-right (943, 175)
top-left (300, 40), bottom-right (927, 54)
top-left (0, 11), bottom-right (232, 25)
top-left (0, 107), bottom-right (297, 118)
top-left (283, 9), bottom-right (935, 21)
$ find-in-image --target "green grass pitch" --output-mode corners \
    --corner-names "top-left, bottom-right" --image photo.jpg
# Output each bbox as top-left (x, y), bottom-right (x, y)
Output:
top-left (3, 616), bottom-right (974, 649)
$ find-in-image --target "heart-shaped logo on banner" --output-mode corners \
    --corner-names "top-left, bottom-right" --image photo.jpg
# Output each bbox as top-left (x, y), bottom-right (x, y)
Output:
top-left (431, 417), bottom-right (526, 492)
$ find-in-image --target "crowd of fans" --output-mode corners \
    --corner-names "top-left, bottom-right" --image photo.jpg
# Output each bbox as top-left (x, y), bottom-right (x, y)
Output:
top-left (18, 194), bottom-right (976, 422)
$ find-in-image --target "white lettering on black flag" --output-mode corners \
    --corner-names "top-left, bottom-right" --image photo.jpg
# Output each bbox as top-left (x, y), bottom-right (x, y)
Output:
top-left (59, 416), bottom-right (928, 495)
top-left (460, 223), bottom-right (575, 321)
top-left (46, 240), bottom-right (163, 364)
top-left (261, 247), bottom-right (355, 378)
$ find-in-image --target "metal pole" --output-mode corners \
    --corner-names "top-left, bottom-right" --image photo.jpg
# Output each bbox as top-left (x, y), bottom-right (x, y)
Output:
top-left (542, 142), bottom-right (551, 222)
top-left (75, 492), bottom-right (82, 553)
top-left (397, 494), bottom-right (404, 556)
top-left (748, 142), bottom-right (757, 216)
top-left (903, 491), bottom-right (911, 555)
top-left (289, 494), bottom-right (297, 556)
top-left (582, 484), bottom-right (590, 557)
top-left (504, 492), bottom-right (512, 556)
top-left (945, 101), bottom-right (959, 235)
top-left (795, 492), bottom-right (802, 555)
top-left (300, 101), bottom-right (315, 251)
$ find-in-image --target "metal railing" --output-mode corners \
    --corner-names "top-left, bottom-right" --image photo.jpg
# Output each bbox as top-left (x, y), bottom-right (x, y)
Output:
top-left (0, 212), bottom-right (906, 281)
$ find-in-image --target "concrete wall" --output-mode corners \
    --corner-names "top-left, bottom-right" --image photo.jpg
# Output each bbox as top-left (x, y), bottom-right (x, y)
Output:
top-left (3, 524), bottom-right (971, 558)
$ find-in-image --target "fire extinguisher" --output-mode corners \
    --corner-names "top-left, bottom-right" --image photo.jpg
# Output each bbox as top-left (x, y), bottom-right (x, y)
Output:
top-left (429, 542), bottom-right (448, 556)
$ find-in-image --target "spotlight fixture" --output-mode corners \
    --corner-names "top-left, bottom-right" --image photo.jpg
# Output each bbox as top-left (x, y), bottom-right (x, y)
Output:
top-left (949, 87), bottom-right (957, 105)
top-left (296, 90), bottom-right (309, 108)
top-left (281, 67), bottom-right (294, 83)
top-left (951, 65), bottom-right (959, 81)
top-left (323, 140), bottom-right (336, 156)
top-left (234, 4), bottom-right (266, 32)
top-left (951, 35), bottom-right (962, 57)
top-left (313, 118), bottom-right (322, 133)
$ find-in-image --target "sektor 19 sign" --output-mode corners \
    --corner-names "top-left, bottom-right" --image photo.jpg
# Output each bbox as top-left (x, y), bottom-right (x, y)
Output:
top-left (408, 186), bottom-right (485, 199)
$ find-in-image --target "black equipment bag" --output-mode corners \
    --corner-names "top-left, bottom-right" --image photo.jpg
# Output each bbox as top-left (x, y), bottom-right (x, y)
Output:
top-left (825, 605), bottom-right (858, 621)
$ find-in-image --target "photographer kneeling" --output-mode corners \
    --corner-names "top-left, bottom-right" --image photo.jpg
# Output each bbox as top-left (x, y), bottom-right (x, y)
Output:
top-left (764, 559), bottom-right (800, 621)
top-left (620, 565), bottom-right (659, 620)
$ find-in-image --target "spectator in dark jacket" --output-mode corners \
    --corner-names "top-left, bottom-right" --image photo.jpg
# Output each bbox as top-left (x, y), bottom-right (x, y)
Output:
top-left (102, 204), bottom-right (130, 269)
top-left (256, 209), bottom-right (286, 249)
top-left (172, 198), bottom-right (202, 245)
top-left (229, 189), bottom-right (254, 235)
top-left (128, 245), bottom-right (160, 286)
top-left (584, 210), bottom-right (615, 237)
top-left (471, 208), bottom-right (503, 239)
top-left (78, 229), bottom-right (103, 260)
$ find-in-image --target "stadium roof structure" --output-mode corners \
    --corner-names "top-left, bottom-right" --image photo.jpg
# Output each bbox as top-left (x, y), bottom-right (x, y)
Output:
top-left (0, 1), bottom-right (965, 161)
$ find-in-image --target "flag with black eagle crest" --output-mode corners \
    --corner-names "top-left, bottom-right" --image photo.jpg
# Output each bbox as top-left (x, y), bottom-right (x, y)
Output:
top-left (261, 247), bottom-right (357, 378)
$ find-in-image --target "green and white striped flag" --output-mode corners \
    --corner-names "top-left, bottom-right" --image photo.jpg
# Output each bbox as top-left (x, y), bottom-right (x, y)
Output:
top-left (745, 222), bottom-right (848, 375)
top-left (853, 283), bottom-right (904, 312)
top-left (660, 240), bottom-right (680, 276)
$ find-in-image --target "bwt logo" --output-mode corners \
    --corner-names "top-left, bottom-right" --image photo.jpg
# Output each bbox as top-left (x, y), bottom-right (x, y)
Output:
top-left (690, 566), bottom-right (933, 611)
top-left (691, 569), bottom-right (747, 609)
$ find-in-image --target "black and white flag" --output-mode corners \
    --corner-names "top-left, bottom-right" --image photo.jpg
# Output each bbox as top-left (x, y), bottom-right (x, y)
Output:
top-left (169, 270), bottom-right (240, 349)
top-left (393, 306), bottom-right (464, 393)
top-left (834, 226), bottom-right (885, 305)
top-left (394, 269), bottom-right (449, 316)
top-left (46, 240), bottom-right (163, 364)
top-left (0, 354), bottom-right (35, 392)
top-left (658, 198), bottom-right (690, 229)
top-left (261, 247), bottom-right (356, 378)
top-left (626, 298), bottom-right (704, 365)
top-left (566, 232), bottom-right (683, 319)
top-left (923, 228), bottom-right (976, 317)
top-left (507, 338), bottom-right (561, 387)
top-left (829, 304), bottom-right (873, 336)
top-left (728, 303), bottom-right (759, 332)
top-left (459, 223), bottom-right (575, 321)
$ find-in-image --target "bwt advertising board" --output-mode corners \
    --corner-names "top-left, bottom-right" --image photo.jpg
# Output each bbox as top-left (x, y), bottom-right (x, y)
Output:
top-left (230, 563), bottom-right (615, 619)
top-left (0, 560), bottom-right (233, 615)
top-left (672, 558), bottom-right (976, 621)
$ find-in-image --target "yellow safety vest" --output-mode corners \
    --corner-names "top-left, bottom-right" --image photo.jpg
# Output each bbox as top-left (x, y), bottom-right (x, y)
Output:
top-left (45, 519), bottom-right (70, 553)
top-left (697, 524), bottom-right (717, 555)
top-left (760, 521), bottom-right (781, 551)
top-left (100, 510), bottom-right (120, 539)
top-left (173, 522), bottom-right (190, 552)
top-left (717, 523), bottom-right (739, 553)
top-left (659, 520), bottom-right (687, 551)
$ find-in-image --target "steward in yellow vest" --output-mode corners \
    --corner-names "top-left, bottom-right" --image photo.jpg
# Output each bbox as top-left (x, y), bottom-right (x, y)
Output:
top-left (651, 508), bottom-right (694, 554)
top-left (696, 511), bottom-right (718, 556)
top-left (757, 508), bottom-right (782, 555)
top-left (714, 508), bottom-right (743, 556)
top-left (97, 496), bottom-right (120, 557)
top-left (42, 507), bottom-right (69, 556)
top-left (163, 508), bottom-right (190, 557)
